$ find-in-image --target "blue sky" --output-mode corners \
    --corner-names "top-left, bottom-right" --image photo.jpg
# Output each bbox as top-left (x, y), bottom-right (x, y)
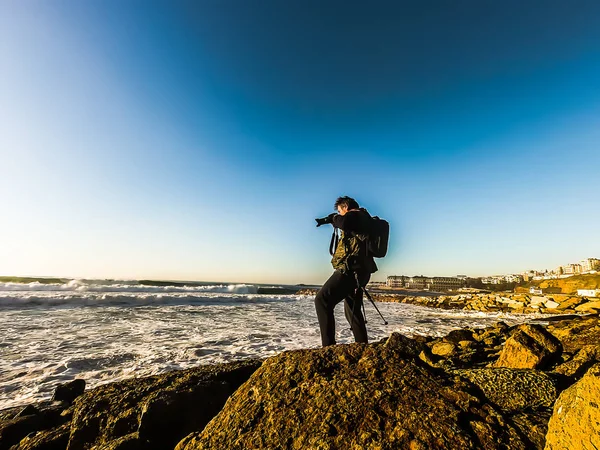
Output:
top-left (1, 1), bottom-right (599, 284)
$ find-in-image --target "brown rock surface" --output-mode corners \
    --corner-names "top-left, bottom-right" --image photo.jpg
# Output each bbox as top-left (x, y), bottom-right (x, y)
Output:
top-left (63, 359), bottom-right (261, 450)
top-left (177, 338), bottom-right (530, 450)
top-left (544, 363), bottom-right (600, 450)
top-left (5, 315), bottom-right (600, 450)
top-left (493, 324), bottom-right (562, 370)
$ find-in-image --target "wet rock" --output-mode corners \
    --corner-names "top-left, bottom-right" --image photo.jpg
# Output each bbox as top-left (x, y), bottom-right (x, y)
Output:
top-left (16, 406), bottom-right (38, 418)
top-left (0, 415), bottom-right (45, 450)
top-left (176, 343), bottom-right (529, 450)
top-left (65, 359), bottom-right (261, 450)
top-left (52, 380), bottom-right (86, 404)
top-left (493, 324), bottom-right (562, 370)
top-left (11, 423), bottom-right (70, 450)
top-left (0, 405), bottom-right (66, 450)
top-left (545, 363), bottom-right (600, 449)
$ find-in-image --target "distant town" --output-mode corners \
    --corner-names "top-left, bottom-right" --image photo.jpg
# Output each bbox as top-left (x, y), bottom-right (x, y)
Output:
top-left (383, 257), bottom-right (600, 293)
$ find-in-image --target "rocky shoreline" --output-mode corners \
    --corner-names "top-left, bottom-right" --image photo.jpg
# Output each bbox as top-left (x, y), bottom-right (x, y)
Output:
top-left (2, 312), bottom-right (599, 449)
top-left (297, 288), bottom-right (600, 315)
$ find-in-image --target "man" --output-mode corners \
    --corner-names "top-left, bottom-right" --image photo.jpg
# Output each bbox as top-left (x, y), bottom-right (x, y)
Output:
top-left (314, 196), bottom-right (377, 347)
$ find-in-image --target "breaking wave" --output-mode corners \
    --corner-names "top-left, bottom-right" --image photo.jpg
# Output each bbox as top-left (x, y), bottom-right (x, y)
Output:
top-left (0, 279), bottom-right (260, 294)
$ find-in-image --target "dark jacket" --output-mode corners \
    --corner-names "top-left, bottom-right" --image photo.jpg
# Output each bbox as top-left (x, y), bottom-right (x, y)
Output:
top-left (330, 208), bottom-right (377, 274)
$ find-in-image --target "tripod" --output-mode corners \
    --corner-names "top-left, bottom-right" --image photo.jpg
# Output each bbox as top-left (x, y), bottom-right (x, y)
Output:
top-left (353, 273), bottom-right (388, 325)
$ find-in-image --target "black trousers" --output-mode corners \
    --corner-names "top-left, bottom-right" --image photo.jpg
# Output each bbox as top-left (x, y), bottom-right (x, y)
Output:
top-left (314, 270), bottom-right (370, 347)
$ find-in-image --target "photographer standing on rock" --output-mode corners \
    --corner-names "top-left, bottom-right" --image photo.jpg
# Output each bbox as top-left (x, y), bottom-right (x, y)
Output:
top-left (314, 196), bottom-right (378, 346)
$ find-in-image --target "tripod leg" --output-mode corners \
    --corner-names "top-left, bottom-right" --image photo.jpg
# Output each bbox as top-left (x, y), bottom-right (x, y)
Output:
top-left (363, 289), bottom-right (388, 325)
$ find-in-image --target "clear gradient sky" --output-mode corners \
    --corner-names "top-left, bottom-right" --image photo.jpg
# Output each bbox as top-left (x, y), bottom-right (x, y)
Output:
top-left (1, 1), bottom-right (599, 284)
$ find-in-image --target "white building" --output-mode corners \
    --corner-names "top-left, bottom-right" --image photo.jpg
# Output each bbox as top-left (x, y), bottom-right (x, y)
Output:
top-left (577, 289), bottom-right (600, 298)
top-left (580, 258), bottom-right (600, 273)
top-left (562, 264), bottom-right (582, 275)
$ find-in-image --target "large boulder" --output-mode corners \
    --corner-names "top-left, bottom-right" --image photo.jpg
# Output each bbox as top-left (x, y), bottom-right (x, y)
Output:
top-left (64, 359), bottom-right (261, 450)
top-left (493, 324), bottom-right (562, 370)
top-left (52, 379), bottom-right (86, 404)
top-left (177, 337), bottom-right (530, 450)
top-left (544, 363), bottom-right (600, 449)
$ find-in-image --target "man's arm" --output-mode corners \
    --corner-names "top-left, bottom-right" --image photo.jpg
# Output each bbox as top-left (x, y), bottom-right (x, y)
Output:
top-left (332, 211), bottom-right (370, 233)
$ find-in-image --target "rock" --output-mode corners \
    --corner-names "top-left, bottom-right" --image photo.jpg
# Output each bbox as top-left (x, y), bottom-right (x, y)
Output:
top-left (0, 415), bottom-right (45, 450)
top-left (493, 324), bottom-right (562, 370)
top-left (95, 432), bottom-right (142, 450)
top-left (507, 301), bottom-right (526, 309)
top-left (454, 368), bottom-right (559, 413)
top-left (454, 368), bottom-right (560, 449)
top-left (443, 329), bottom-right (475, 343)
top-left (553, 345), bottom-right (600, 379)
top-left (11, 423), bottom-right (70, 450)
top-left (548, 316), bottom-right (600, 353)
top-left (574, 300), bottom-right (600, 313)
top-left (52, 379), bottom-right (86, 404)
top-left (431, 342), bottom-right (456, 357)
top-left (529, 296), bottom-right (548, 307)
top-left (510, 410), bottom-right (553, 450)
top-left (544, 300), bottom-right (560, 309)
top-left (64, 359), bottom-right (261, 450)
top-left (556, 296), bottom-right (583, 310)
top-left (16, 405), bottom-right (39, 418)
top-left (418, 350), bottom-right (438, 366)
top-left (384, 332), bottom-right (427, 358)
top-left (545, 363), bottom-right (600, 449)
top-left (176, 343), bottom-right (529, 450)
top-left (0, 405), bottom-right (65, 450)
top-left (458, 340), bottom-right (478, 350)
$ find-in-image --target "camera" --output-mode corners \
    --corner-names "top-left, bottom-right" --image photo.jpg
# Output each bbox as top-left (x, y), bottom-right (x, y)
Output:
top-left (315, 213), bottom-right (336, 227)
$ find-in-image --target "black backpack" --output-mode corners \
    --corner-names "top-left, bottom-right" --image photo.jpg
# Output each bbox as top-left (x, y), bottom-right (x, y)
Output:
top-left (367, 216), bottom-right (389, 258)
top-left (328, 214), bottom-right (389, 258)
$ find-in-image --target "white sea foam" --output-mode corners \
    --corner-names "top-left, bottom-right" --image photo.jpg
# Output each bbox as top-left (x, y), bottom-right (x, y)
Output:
top-left (0, 280), bottom-right (259, 294)
top-left (0, 280), bottom-right (553, 410)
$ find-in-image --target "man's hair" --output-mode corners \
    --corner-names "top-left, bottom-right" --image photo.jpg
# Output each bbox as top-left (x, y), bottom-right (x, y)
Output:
top-left (334, 196), bottom-right (359, 211)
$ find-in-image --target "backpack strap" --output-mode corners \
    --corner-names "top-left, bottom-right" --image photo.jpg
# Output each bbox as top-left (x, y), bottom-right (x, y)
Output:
top-left (329, 227), bottom-right (339, 256)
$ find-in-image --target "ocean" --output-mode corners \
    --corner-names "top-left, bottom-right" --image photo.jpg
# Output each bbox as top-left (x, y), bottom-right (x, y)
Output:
top-left (0, 278), bottom-right (549, 410)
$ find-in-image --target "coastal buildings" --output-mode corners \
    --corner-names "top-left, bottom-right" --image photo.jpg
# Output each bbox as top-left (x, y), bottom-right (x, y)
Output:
top-left (481, 274), bottom-right (523, 284)
top-left (387, 256), bottom-right (598, 293)
top-left (523, 257), bottom-right (599, 280)
top-left (386, 275), bottom-right (464, 291)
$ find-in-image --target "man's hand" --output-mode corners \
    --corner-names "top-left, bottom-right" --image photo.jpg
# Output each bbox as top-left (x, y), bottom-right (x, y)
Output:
top-left (315, 213), bottom-right (337, 227)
